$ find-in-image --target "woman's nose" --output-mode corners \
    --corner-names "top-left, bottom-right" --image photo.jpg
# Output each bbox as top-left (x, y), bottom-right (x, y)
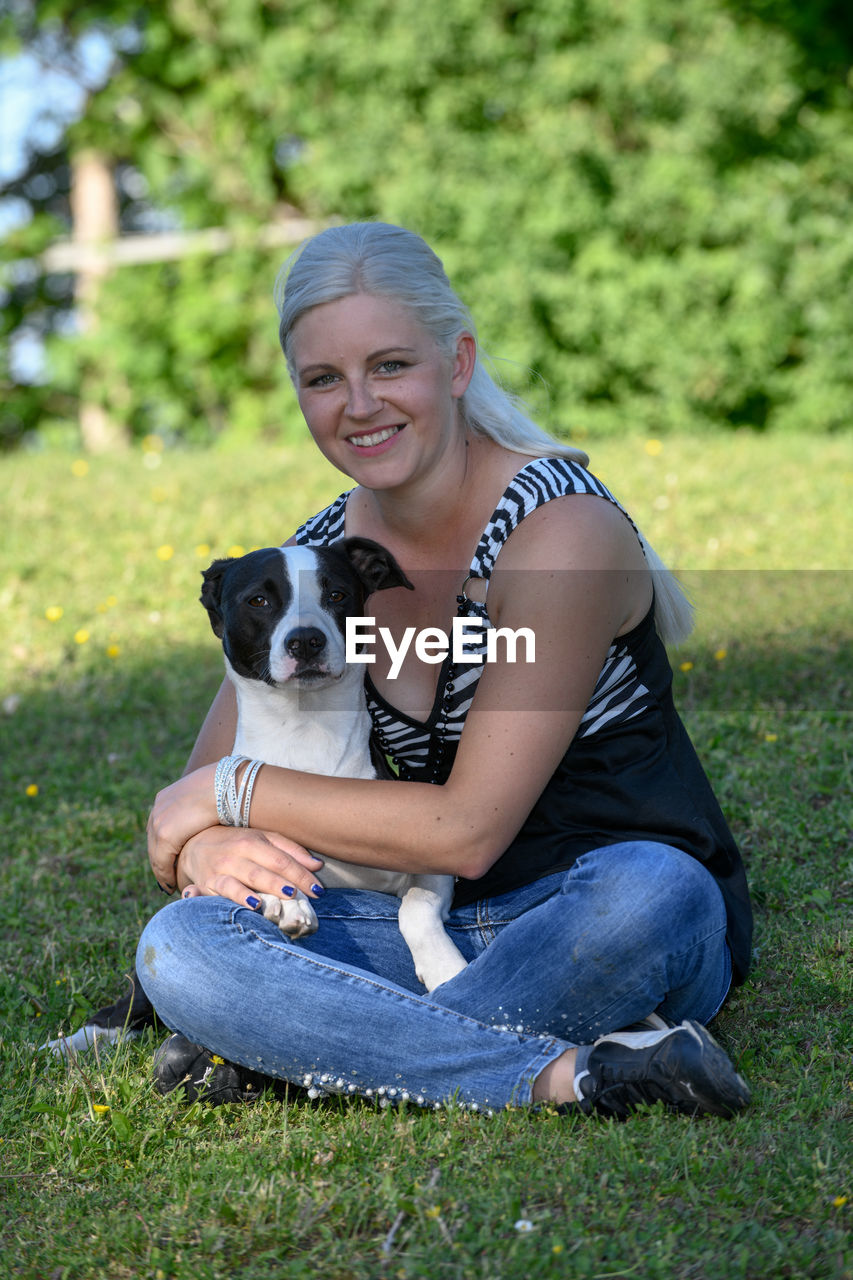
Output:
top-left (346, 378), bottom-right (381, 419)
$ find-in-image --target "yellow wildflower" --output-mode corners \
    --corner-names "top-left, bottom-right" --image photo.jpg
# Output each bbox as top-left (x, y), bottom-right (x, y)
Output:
top-left (157, 544), bottom-right (174, 561)
top-left (45, 606), bottom-right (64, 622)
top-left (25, 784), bottom-right (38, 798)
top-left (71, 459), bottom-right (89, 478)
top-left (644, 439), bottom-right (663, 457)
top-left (679, 661), bottom-right (694, 673)
top-left (74, 629), bottom-right (90, 645)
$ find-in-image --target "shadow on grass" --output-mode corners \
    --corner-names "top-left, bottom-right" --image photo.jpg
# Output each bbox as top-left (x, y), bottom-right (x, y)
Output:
top-left (1, 642), bottom-right (223, 1030)
top-left (3, 642), bottom-right (223, 804)
top-left (2, 575), bottom-right (849, 812)
top-left (1, 623), bottom-right (849, 1129)
top-left (671, 569), bottom-right (850, 706)
top-left (2, 585), bottom-right (848, 1016)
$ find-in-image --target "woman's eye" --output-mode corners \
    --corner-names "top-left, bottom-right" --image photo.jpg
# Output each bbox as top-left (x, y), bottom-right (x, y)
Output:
top-left (377, 359), bottom-right (405, 374)
top-left (308, 372), bottom-right (338, 387)
top-left (248, 596), bottom-right (268, 608)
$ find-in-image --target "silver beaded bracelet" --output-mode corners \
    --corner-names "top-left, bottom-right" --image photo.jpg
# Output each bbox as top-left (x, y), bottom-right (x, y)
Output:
top-left (214, 754), bottom-right (264, 827)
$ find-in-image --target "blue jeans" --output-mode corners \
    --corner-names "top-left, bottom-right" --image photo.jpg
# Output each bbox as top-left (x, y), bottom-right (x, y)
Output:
top-left (136, 841), bottom-right (732, 1111)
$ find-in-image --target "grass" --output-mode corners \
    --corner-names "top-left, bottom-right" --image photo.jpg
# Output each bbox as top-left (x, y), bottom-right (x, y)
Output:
top-left (0, 430), bottom-right (850, 1279)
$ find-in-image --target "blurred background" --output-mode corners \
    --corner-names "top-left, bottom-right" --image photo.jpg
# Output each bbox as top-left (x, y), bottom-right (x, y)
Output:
top-left (1, 0), bottom-right (852, 455)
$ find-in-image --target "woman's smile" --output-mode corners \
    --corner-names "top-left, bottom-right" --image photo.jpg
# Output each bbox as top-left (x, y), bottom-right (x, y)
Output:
top-left (346, 424), bottom-right (406, 453)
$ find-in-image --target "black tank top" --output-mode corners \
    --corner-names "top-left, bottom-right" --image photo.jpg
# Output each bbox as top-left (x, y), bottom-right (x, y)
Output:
top-left (296, 457), bottom-right (753, 983)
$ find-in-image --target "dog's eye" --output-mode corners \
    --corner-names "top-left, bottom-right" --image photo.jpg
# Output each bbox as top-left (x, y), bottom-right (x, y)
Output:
top-left (248, 595), bottom-right (268, 608)
top-left (326, 590), bottom-right (346, 604)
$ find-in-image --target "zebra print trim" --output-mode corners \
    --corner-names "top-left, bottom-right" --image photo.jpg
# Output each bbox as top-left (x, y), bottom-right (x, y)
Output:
top-left (470, 457), bottom-right (643, 580)
top-left (293, 457), bottom-right (651, 774)
top-left (579, 645), bottom-right (650, 738)
top-left (297, 492), bottom-right (348, 545)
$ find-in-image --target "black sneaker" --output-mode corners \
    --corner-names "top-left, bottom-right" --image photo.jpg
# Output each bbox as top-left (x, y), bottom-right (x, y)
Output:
top-left (152, 1033), bottom-right (270, 1105)
top-left (574, 1019), bottom-right (750, 1119)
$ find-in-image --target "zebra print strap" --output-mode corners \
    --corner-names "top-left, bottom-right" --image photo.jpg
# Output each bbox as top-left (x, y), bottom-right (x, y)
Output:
top-left (293, 457), bottom-right (652, 779)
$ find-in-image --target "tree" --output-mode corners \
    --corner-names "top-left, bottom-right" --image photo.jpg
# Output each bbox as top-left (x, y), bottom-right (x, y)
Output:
top-left (2, 0), bottom-right (852, 450)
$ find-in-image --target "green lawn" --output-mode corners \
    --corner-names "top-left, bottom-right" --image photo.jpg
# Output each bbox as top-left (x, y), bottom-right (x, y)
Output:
top-left (0, 431), bottom-right (850, 1279)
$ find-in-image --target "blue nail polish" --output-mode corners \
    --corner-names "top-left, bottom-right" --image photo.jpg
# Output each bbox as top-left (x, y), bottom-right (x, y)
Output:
top-left (311, 884), bottom-right (325, 897)
top-left (246, 895), bottom-right (261, 909)
top-left (281, 886), bottom-right (295, 897)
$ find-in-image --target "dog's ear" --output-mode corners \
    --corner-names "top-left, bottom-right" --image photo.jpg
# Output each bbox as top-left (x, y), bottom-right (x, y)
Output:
top-left (339, 537), bottom-right (415, 596)
top-left (199, 559), bottom-right (233, 637)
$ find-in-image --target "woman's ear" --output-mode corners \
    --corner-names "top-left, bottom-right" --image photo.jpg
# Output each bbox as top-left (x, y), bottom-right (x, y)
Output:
top-left (450, 331), bottom-right (477, 399)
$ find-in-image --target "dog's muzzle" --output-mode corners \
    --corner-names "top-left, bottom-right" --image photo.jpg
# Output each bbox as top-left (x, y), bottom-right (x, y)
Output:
top-left (285, 626), bottom-right (327, 663)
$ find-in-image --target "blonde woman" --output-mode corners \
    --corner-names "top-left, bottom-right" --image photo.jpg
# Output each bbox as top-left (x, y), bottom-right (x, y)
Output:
top-left (142, 223), bottom-right (752, 1117)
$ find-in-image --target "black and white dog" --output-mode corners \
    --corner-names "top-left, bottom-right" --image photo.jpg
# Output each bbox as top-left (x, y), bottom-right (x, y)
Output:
top-left (40, 538), bottom-right (465, 1057)
top-left (199, 538), bottom-right (467, 993)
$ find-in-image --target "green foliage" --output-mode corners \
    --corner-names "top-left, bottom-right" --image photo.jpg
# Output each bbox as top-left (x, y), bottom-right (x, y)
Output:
top-left (48, 247), bottom-right (303, 447)
top-left (2, 0), bottom-right (853, 448)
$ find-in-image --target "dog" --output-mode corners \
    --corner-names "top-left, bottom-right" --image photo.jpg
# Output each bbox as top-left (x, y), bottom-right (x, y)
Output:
top-left (198, 537), bottom-right (468, 993)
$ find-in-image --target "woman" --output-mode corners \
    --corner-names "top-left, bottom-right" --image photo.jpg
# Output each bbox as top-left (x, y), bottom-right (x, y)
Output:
top-left (141, 222), bottom-right (753, 1118)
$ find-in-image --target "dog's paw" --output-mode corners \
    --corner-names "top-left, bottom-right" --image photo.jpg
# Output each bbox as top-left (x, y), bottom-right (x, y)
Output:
top-left (258, 892), bottom-right (318, 939)
top-left (416, 952), bottom-right (468, 993)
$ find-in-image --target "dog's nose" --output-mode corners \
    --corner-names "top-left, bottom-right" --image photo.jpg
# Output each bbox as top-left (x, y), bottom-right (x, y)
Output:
top-left (285, 627), bottom-right (326, 662)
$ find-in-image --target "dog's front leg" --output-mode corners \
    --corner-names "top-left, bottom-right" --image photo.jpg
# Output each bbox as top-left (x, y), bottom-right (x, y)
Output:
top-left (257, 891), bottom-right (318, 940)
top-left (398, 877), bottom-right (468, 992)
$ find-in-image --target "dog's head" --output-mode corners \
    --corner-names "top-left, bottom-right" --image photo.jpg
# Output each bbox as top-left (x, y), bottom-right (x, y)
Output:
top-left (200, 537), bottom-right (413, 689)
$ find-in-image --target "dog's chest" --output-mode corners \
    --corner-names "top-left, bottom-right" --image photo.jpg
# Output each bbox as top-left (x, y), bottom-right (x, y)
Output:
top-left (231, 676), bottom-right (376, 781)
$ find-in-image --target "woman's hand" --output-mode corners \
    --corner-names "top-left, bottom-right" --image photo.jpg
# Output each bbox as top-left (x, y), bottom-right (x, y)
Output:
top-left (173, 824), bottom-right (326, 908)
top-left (147, 764), bottom-right (220, 890)
top-left (147, 763), bottom-right (324, 902)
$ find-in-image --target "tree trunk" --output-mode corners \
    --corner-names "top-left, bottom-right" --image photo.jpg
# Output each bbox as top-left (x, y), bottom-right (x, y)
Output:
top-left (70, 149), bottom-right (129, 451)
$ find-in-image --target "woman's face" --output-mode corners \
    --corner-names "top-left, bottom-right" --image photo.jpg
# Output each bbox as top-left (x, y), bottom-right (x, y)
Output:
top-left (289, 293), bottom-right (475, 488)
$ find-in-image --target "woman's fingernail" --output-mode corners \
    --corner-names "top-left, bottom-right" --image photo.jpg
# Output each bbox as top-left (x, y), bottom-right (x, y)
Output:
top-left (281, 886), bottom-right (295, 897)
top-left (310, 884), bottom-right (325, 897)
top-left (182, 889), bottom-right (192, 899)
top-left (246, 895), bottom-right (261, 909)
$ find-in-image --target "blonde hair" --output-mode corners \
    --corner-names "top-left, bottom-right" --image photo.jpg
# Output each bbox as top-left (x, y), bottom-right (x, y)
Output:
top-left (274, 222), bottom-right (692, 643)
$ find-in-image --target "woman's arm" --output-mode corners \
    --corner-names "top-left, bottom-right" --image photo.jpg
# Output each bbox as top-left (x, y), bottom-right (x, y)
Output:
top-left (153, 596), bottom-right (326, 898)
top-left (183, 677), bottom-right (237, 774)
top-left (148, 496), bottom-right (651, 900)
